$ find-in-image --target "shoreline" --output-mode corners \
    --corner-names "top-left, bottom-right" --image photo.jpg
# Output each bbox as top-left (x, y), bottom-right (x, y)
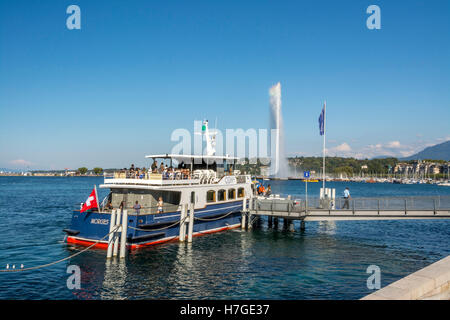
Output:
top-left (0, 174), bottom-right (103, 177)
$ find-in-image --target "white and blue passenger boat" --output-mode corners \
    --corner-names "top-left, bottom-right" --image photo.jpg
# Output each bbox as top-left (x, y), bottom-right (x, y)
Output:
top-left (64, 121), bottom-right (252, 250)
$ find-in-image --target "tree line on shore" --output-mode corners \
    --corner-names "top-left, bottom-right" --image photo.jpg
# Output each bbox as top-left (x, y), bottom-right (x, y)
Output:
top-left (75, 167), bottom-right (103, 175)
top-left (236, 156), bottom-right (449, 178)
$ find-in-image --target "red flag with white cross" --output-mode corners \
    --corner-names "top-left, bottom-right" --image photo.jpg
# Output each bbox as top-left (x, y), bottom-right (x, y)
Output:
top-left (80, 186), bottom-right (99, 213)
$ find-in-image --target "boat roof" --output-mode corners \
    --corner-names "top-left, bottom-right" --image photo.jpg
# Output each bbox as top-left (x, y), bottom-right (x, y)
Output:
top-left (145, 154), bottom-right (239, 161)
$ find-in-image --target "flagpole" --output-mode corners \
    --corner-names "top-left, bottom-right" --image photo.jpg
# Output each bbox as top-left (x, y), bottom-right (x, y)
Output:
top-left (94, 185), bottom-right (100, 212)
top-left (322, 101), bottom-right (326, 192)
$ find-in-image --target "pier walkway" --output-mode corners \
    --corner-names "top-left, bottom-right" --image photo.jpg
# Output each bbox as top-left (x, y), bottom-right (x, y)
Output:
top-left (244, 195), bottom-right (450, 223)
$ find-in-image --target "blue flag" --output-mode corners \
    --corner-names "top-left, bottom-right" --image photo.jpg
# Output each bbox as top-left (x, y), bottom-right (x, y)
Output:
top-left (318, 105), bottom-right (325, 136)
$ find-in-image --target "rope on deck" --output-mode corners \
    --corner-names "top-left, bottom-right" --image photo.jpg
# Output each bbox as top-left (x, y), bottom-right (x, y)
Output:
top-left (0, 225), bottom-right (120, 273)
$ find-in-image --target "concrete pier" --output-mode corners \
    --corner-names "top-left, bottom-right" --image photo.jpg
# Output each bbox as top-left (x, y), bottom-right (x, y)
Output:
top-left (362, 255), bottom-right (450, 300)
top-left (248, 195), bottom-right (450, 223)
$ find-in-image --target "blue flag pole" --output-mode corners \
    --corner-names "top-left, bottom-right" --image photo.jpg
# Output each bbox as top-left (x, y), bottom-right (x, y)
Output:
top-left (322, 101), bottom-right (326, 192)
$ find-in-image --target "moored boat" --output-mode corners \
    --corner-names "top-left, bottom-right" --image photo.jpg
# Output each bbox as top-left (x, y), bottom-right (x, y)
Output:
top-left (63, 121), bottom-right (252, 250)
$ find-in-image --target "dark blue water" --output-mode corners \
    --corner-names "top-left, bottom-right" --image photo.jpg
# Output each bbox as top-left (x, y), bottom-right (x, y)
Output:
top-left (0, 177), bottom-right (449, 300)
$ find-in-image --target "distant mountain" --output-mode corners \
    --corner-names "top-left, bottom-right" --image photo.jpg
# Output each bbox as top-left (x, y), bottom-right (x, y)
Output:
top-left (401, 140), bottom-right (450, 161)
top-left (371, 155), bottom-right (398, 160)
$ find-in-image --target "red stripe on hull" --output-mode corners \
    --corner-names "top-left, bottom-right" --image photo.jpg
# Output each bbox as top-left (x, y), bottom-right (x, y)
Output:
top-left (65, 224), bottom-right (241, 251)
top-left (66, 237), bottom-right (109, 249)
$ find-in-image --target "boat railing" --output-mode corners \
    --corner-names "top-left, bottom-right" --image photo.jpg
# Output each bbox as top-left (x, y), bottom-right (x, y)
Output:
top-left (104, 170), bottom-right (251, 185)
top-left (104, 171), bottom-right (192, 181)
top-left (100, 203), bottom-right (181, 215)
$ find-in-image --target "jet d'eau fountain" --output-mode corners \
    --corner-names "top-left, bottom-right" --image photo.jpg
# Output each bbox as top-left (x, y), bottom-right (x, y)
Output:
top-left (269, 82), bottom-right (289, 178)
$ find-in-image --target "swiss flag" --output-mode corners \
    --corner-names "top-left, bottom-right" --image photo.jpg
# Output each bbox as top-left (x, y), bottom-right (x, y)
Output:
top-left (80, 187), bottom-right (98, 213)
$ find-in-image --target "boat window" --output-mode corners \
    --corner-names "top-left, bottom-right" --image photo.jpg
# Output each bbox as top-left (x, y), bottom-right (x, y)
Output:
top-left (228, 189), bottom-right (236, 200)
top-left (218, 189), bottom-right (226, 201)
top-left (111, 189), bottom-right (181, 214)
top-left (238, 187), bottom-right (245, 198)
top-left (207, 190), bottom-right (216, 203)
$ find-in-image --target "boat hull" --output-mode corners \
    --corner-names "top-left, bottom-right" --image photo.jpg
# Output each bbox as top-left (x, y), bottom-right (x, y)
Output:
top-left (65, 201), bottom-right (244, 250)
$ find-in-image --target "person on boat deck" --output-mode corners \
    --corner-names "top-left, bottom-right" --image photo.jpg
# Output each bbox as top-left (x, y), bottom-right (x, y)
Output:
top-left (265, 184), bottom-right (272, 197)
top-left (105, 201), bottom-right (113, 210)
top-left (151, 160), bottom-right (158, 173)
top-left (342, 187), bottom-right (351, 209)
top-left (163, 167), bottom-right (169, 179)
top-left (133, 201), bottom-right (141, 214)
top-left (119, 201), bottom-right (125, 213)
top-left (257, 184), bottom-right (265, 195)
top-left (159, 162), bottom-right (165, 173)
top-left (157, 197), bottom-right (164, 213)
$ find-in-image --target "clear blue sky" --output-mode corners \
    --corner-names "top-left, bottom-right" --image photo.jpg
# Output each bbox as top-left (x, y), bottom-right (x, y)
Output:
top-left (1, 0), bottom-right (449, 170)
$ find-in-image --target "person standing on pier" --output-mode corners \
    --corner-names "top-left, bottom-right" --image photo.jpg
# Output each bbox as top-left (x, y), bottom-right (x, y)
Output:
top-left (343, 187), bottom-right (351, 209)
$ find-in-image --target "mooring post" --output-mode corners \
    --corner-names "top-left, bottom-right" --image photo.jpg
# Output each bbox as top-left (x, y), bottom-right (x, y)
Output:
top-left (113, 209), bottom-right (122, 257)
top-left (107, 209), bottom-right (117, 258)
top-left (179, 203), bottom-right (187, 241)
top-left (241, 212), bottom-right (246, 230)
top-left (119, 210), bottom-right (128, 258)
top-left (187, 203), bottom-right (194, 243)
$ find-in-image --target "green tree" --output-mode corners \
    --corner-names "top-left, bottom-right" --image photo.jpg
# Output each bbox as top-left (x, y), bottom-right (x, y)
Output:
top-left (78, 167), bottom-right (88, 175)
top-left (93, 167), bottom-right (103, 175)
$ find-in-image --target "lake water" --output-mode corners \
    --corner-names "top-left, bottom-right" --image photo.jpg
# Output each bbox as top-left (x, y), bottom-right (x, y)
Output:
top-left (0, 176), bottom-right (449, 299)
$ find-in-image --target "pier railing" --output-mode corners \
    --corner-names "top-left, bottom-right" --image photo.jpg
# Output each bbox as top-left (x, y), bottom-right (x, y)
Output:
top-left (252, 195), bottom-right (450, 213)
